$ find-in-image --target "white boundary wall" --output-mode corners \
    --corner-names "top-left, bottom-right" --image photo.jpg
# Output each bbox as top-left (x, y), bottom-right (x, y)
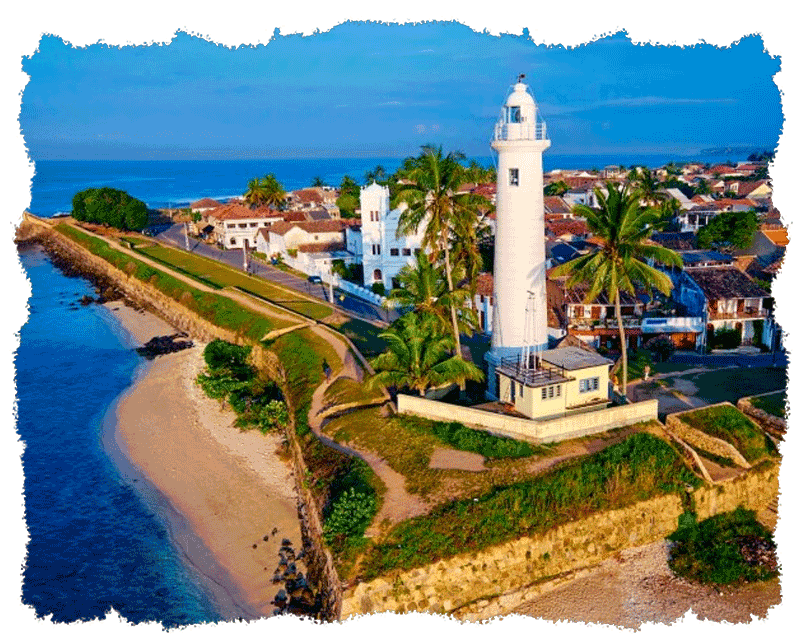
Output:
top-left (397, 395), bottom-right (659, 444)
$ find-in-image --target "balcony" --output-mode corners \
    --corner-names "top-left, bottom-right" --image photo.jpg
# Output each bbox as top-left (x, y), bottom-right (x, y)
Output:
top-left (708, 307), bottom-right (768, 321)
top-left (497, 355), bottom-right (571, 388)
top-left (569, 317), bottom-right (641, 332)
top-left (493, 121), bottom-right (547, 142)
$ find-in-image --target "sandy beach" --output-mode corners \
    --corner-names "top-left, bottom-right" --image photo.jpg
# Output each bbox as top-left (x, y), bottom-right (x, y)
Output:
top-left (100, 301), bottom-right (303, 620)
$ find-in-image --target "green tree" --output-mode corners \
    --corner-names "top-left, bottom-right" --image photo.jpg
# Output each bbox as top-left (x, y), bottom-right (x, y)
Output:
top-left (369, 311), bottom-right (484, 396)
top-left (386, 250), bottom-right (475, 336)
top-left (395, 144), bottom-right (485, 360)
top-left (544, 180), bottom-right (570, 196)
top-left (552, 182), bottom-right (683, 397)
top-left (364, 165), bottom-right (387, 185)
top-left (311, 176), bottom-right (326, 187)
top-left (260, 173), bottom-right (286, 210)
top-left (627, 166), bottom-right (665, 206)
top-left (71, 187), bottom-right (148, 231)
top-left (244, 177), bottom-right (268, 207)
top-left (696, 210), bottom-right (759, 250)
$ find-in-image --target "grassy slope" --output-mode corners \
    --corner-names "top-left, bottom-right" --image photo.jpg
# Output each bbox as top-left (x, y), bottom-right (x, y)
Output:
top-left (54, 224), bottom-right (278, 340)
top-left (359, 432), bottom-right (699, 579)
top-left (136, 244), bottom-right (334, 320)
top-left (679, 405), bottom-right (777, 462)
top-left (749, 391), bottom-right (786, 419)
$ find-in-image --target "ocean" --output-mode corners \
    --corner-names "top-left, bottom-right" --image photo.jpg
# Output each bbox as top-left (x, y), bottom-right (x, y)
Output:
top-left (25, 154), bottom-right (749, 217)
top-left (16, 246), bottom-right (222, 625)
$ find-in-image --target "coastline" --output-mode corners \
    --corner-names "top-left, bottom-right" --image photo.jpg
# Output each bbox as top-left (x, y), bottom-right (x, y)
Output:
top-left (99, 300), bottom-right (303, 621)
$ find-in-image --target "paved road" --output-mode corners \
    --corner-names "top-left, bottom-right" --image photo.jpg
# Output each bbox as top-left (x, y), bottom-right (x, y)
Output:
top-left (156, 224), bottom-right (398, 325)
top-left (670, 350), bottom-right (788, 368)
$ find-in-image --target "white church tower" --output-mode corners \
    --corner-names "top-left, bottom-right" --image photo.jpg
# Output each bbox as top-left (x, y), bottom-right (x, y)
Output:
top-left (486, 77), bottom-right (551, 399)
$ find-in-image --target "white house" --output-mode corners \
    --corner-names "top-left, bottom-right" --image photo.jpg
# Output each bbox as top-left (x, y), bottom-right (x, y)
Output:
top-left (256, 219), bottom-right (350, 257)
top-left (205, 203), bottom-right (284, 249)
top-left (360, 182), bottom-right (425, 290)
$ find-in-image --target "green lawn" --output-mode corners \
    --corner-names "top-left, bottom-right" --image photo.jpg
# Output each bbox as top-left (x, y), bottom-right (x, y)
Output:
top-left (327, 317), bottom-right (387, 358)
top-left (135, 244), bottom-right (335, 320)
top-left (749, 391), bottom-right (787, 419)
top-left (679, 404), bottom-right (777, 463)
top-left (323, 377), bottom-right (383, 408)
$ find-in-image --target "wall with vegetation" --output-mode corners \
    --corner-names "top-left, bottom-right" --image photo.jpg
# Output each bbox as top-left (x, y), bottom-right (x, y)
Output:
top-left (341, 462), bottom-right (779, 620)
top-left (342, 494), bottom-right (686, 619)
top-left (665, 403), bottom-right (752, 468)
top-left (397, 394), bottom-right (658, 444)
top-left (691, 462), bottom-right (779, 521)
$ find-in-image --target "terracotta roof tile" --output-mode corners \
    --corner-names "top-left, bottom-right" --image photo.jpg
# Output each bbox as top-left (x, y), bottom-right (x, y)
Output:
top-left (687, 266), bottom-right (769, 300)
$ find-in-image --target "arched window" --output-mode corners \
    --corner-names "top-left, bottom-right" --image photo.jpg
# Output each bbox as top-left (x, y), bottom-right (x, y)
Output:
top-left (373, 269), bottom-right (382, 282)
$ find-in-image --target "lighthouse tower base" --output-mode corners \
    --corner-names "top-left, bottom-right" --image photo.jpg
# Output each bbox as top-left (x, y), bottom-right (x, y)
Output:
top-left (485, 342), bottom-right (549, 400)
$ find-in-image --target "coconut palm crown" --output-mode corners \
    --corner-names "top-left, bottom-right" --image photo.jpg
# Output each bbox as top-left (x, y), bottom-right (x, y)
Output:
top-left (552, 181), bottom-right (683, 397)
top-left (369, 311), bottom-right (484, 396)
top-left (394, 144), bottom-right (490, 358)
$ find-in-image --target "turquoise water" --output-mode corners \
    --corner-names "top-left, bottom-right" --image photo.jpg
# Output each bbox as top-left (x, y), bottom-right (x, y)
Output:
top-left (16, 246), bottom-right (222, 625)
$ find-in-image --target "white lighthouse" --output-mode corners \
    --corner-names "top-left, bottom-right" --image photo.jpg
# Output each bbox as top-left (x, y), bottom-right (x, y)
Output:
top-left (486, 77), bottom-right (551, 399)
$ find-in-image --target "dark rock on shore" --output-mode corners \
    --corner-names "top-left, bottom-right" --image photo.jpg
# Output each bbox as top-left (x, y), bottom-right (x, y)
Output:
top-left (135, 333), bottom-right (194, 359)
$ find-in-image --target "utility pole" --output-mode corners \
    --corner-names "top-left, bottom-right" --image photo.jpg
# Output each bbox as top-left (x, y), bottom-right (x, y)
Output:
top-left (184, 222), bottom-right (190, 251)
top-left (243, 244), bottom-right (248, 272)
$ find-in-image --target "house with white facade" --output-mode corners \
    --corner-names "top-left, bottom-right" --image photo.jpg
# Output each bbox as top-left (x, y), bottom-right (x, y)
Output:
top-left (360, 182), bottom-right (425, 290)
top-left (205, 203), bottom-right (284, 249)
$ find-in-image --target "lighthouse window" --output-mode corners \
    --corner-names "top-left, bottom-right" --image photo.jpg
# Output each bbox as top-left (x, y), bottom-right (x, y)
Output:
top-left (507, 106), bottom-right (521, 123)
top-left (509, 168), bottom-right (520, 186)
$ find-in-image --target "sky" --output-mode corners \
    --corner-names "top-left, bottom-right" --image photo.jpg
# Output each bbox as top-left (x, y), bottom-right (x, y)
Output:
top-left (20, 24), bottom-right (783, 160)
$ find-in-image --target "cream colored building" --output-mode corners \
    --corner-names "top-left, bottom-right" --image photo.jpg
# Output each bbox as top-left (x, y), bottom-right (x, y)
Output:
top-left (495, 346), bottom-right (612, 420)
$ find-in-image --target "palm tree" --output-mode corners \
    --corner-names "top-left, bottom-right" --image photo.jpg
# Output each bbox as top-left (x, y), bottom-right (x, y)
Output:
top-left (261, 173), bottom-right (286, 210)
top-left (552, 182), bottom-right (683, 398)
top-left (627, 166), bottom-right (665, 207)
top-left (244, 177), bottom-right (268, 207)
top-left (386, 250), bottom-right (474, 337)
top-left (369, 311), bottom-right (484, 396)
top-left (395, 145), bottom-right (485, 359)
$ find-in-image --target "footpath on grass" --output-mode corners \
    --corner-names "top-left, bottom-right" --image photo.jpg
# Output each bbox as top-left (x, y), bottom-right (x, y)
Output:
top-left (302, 325), bottom-right (428, 534)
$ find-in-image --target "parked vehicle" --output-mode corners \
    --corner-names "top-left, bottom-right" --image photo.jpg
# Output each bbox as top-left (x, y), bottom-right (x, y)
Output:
top-left (307, 275), bottom-right (322, 284)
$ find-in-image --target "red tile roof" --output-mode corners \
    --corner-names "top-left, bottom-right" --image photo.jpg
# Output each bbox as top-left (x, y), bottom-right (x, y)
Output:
top-left (546, 219), bottom-right (589, 238)
top-left (293, 188), bottom-right (324, 204)
top-left (282, 211), bottom-right (308, 223)
top-left (191, 197), bottom-right (222, 209)
top-left (544, 196), bottom-right (572, 215)
top-left (297, 242), bottom-right (346, 254)
top-left (475, 272), bottom-right (494, 297)
top-left (266, 219), bottom-right (348, 237)
top-left (207, 203), bottom-right (282, 221)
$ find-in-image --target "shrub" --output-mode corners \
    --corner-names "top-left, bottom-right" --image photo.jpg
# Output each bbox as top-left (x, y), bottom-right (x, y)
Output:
top-left (668, 507), bottom-right (778, 585)
top-left (323, 487), bottom-right (377, 543)
top-left (645, 334), bottom-right (676, 362)
top-left (258, 399), bottom-right (290, 432)
top-left (203, 339), bottom-right (252, 378)
top-left (399, 416), bottom-right (537, 459)
top-left (371, 282), bottom-right (386, 296)
top-left (711, 326), bottom-right (741, 350)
